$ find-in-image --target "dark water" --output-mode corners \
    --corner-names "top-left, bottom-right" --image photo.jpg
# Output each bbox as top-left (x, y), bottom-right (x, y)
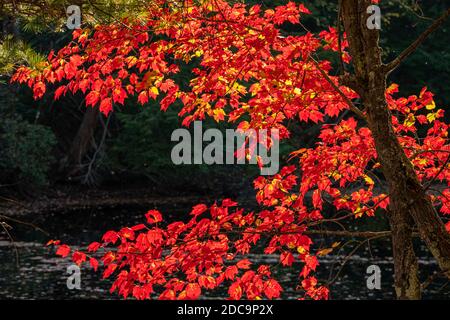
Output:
top-left (0, 202), bottom-right (448, 300)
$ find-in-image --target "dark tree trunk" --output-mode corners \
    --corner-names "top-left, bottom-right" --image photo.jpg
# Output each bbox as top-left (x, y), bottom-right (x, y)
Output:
top-left (64, 107), bottom-right (100, 176)
top-left (340, 0), bottom-right (450, 299)
top-left (389, 209), bottom-right (421, 299)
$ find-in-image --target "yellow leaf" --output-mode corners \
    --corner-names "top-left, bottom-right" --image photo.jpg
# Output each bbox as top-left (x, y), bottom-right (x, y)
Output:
top-left (427, 112), bottom-right (436, 123)
top-left (425, 100), bottom-right (436, 110)
top-left (232, 82), bottom-right (247, 94)
top-left (364, 175), bottom-right (374, 185)
top-left (251, 83), bottom-right (260, 96)
top-left (287, 243), bottom-right (296, 249)
top-left (403, 114), bottom-right (415, 127)
top-left (194, 50), bottom-right (203, 57)
top-left (354, 206), bottom-right (363, 218)
top-left (213, 109), bottom-right (225, 122)
top-left (331, 172), bottom-right (342, 180)
top-left (332, 241), bottom-right (341, 248)
top-left (150, 86), bottom-right (159, 96)
top-left (418, 158), bottom-right (428, 166)
top-left (317, 248), bottom-right (333, 256)
top-left (297, 246), bottom-right (306, 254)
top-left (294, 87), bottom-right (302, 95)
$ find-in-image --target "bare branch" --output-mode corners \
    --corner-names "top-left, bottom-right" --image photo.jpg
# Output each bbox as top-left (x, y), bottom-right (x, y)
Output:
top-left (305, 230), bottom-right (420, 238)
top-left (0, 215), bottom-right (49, 236)
top-left (385, 7), bottom-right (450, 74)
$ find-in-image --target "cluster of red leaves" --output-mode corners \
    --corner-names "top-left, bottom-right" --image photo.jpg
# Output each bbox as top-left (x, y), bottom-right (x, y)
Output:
top-left (287, 84), bottom-right (450, 224)
top-left (14, 0), bottom-right (450, 299)
top-left (11, 0), bottom-right (354, 132)
top-left (48, 198), bottom-right (327, 300)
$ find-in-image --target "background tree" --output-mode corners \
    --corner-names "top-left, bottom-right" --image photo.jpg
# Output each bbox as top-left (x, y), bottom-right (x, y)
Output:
top-left (3, 0), bottom-right (450, 300)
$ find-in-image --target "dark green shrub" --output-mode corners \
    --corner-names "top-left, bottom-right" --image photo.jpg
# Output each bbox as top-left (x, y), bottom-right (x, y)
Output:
top-left (0, 116), bottom-right (56, 186)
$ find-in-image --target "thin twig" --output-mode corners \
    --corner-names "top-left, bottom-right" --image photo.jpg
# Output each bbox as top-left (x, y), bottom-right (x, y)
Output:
top-left (0, 221), bottom-right (20, 267)
top-left (385, 7), bottom-right (450, 73)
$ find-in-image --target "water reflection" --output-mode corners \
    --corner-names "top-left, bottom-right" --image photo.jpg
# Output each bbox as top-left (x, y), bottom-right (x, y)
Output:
top-left (0, 204), bottom-right (448, 299)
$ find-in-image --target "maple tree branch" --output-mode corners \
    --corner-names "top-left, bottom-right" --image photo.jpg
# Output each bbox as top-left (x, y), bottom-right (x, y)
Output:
top-left (406, 147), bottom-right (450, 161)
top-left (385, 7), bottom-right (450, 74)
top-left (423, 153), bottom-right (450, 191)
top-left (226, 227), bottom-right (406, 239)
top-left (421, 271), bottom-right (445, 291)
top-left (305, 229), bottom-right (420, 238)
top-left (327, 235), bottom-right (381, 286)
top-left (309, 57), bottom-right (366, 120)
top-left (305, 230), bottom-right (390, 238)
top-left (107, 229), bottom-right (397, 257)
top-left (0, 214), bottom-right (49, 236)
top-left (295, 20), bottom-right (364, 119)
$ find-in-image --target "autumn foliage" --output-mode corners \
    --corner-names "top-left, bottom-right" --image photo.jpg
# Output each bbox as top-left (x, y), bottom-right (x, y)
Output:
top-left (12, 0), bottom-right (450, 300)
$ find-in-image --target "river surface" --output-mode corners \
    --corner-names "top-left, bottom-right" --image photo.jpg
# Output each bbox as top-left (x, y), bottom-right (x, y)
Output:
top-left (0, 202), bottom-right (448, 300)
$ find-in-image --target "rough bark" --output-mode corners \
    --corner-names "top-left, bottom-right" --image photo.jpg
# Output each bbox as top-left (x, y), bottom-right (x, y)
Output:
top-left (340, 0), bottom-right (450, 299)
top-left (389, 209), bottom-right (421, 299)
